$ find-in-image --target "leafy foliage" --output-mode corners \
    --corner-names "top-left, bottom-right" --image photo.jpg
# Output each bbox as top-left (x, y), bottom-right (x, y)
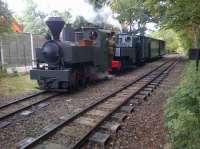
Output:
top-left (176, 30), bottom-right (193, 52)
top-left (144, 0), bottom-right (200, 48)
top-left (148, 29), bottom-right (180, 53)
top-left (73, 16), bottom-right (90, 29)
top-left (88, 0), bottom-right (110, 9)
top-left (165, 62), bottom-right (200, 149)
top-left (111, 0), bottom-right (155, 35)
top-left (51, 10), bottom-right (72, 24)
top-left (20, 0), bottom-right (73, 35)
top-left (0, 0), bottom-right (12, 33)
top-left (21, 0), bottom-right (47, 34)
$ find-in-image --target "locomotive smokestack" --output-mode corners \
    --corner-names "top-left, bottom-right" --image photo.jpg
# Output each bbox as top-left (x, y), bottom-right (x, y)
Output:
top-left (46, 17), bottom-right (65, 40)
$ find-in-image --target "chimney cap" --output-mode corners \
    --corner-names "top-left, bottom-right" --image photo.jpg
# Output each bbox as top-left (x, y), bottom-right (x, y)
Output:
top-left (46, 17), bottom-right (65, 40)
top-left (46, 17), bottom-right (64, 22)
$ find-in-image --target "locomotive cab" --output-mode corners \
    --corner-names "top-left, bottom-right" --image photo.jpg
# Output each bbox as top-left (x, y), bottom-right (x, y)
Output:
top-left (112, 33), bottom-right (137, 71)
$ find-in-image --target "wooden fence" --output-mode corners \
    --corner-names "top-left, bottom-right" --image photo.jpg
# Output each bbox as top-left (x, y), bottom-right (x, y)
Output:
top-left (0, 33), bottom-right (45, 72)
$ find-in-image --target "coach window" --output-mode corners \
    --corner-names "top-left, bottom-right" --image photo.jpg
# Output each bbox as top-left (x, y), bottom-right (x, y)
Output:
top-left (125, 36), bottom-right (131, 42)
top-left (117, 37), bottom-right (122, 45)
top-left (89, 31), bottom-right (98, 40)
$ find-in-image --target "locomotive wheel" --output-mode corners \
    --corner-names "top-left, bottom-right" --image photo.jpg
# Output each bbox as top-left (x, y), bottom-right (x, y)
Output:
top-left (37, 80), bottom-right (46, 89)
top-left (79, 77), bottom-right (88, 87)
top-left (60, 82), bottom-right (69, 89)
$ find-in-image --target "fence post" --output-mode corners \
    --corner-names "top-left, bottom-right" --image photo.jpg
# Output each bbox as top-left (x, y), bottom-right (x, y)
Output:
top-left (30, 33), bottom-right (35, 67)
top-left (0, 39), bottom-right (4, 70)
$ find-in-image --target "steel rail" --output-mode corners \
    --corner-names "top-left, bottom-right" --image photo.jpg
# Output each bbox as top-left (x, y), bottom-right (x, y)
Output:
top-left (72, 60), bottom-right (178, 149)
top-left (0, 93), bottom-right (60, 121)
top-left (20, 60), bottom-right (173, 149)
top-left (0, 91), bottom-right (47, 109)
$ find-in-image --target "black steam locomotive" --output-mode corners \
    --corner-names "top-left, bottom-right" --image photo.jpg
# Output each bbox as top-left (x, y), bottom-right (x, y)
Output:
top-left (30, 17), bottom-right (111, 91)
top-left (30, 17), bottom-right (165, 91)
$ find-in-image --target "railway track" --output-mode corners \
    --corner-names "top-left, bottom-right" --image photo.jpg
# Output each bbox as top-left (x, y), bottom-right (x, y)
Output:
top-left (0, 91), bottom-right (46, 109)
top-left (17, 59), bottom-right (178, 149)
top-left (0, 91), bottom-right (60, 122)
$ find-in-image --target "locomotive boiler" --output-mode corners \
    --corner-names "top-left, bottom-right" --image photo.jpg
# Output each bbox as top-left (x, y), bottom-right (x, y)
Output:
top-left (30, 17), bottom-right (110, 91)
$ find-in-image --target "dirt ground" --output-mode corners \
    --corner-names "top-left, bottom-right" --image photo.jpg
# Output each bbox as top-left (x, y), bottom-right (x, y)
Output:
top-left (108, 59), bottom-right (186, 149)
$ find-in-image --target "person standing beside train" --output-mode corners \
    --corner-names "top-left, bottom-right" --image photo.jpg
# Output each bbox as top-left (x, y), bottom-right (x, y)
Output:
top-left (106, 31), bottom-right (116, 68)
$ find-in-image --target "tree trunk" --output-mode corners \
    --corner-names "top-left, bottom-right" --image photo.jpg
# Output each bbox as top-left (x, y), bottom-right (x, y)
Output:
top-left (129, 18), bottom-right (133, 32)
top-left (138, 21), bottom-right (140, 35)
top-left (129, 23), bottom-right (132, 32)
top-left (192, 25), bottom-right (200, 48)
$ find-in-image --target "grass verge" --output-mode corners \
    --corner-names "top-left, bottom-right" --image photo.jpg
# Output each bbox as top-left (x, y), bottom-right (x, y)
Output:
top-left (0, 73), bottom-right (38, 96)
top-left (165, 61), bottom-right (200, 149)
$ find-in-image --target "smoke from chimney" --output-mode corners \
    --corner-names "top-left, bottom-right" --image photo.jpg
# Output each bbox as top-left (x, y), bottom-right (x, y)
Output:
top-left (91, 5), bottom-right (122, 31)
top-left (45, 0), bottom-right (122, 31)
top-left (72, 0), bottom-right (122, 31)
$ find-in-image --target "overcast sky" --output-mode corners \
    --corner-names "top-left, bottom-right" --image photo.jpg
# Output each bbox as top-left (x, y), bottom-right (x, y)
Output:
top-left (5, 0), bottom-right (156, 31)
top-left (6, 0), bottom-right (95, 18)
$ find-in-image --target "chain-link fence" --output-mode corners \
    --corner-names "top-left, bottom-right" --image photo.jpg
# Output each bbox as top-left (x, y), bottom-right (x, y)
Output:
top-left (0, 33), bottom-right (45, 73)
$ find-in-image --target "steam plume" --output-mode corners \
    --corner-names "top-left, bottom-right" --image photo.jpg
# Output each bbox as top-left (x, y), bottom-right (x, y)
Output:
top-left (72, 0), bottom-right (122, 30)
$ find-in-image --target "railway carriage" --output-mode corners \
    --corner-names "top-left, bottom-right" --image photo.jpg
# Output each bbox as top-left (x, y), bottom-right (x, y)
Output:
top-left (136, 36), bottom-right (165, 61)
top-left (148, 38), bottom-right (160, 60)
top-left (111, 34), bottom-right (165, 72)
top-left (134, 35), bottom-right (147, 64)
top-left (159, 40), bottom-right (165, 56)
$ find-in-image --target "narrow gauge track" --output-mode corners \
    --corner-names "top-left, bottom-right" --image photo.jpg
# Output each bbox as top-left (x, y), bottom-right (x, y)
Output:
top-left (0, 91), bottom-right (46, 109)
top-left (18, 59), bottom-right (178, 149)
top-left (0, 91), bottom-right (60, 121)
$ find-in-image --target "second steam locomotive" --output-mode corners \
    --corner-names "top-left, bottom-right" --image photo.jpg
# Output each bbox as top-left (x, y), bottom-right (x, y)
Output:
top-left (30, 17), bottom-right (165, 91)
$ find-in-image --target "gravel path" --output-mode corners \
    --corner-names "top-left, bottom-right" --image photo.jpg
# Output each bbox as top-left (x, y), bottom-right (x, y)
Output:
top-left (108, 58), bottom-right (186, 149)
top-left (0, 57), bottom-right (172, 149)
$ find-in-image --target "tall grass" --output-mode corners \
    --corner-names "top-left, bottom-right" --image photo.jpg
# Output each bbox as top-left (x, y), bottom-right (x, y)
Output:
top-left (165, 61), bottom-right (200, 149)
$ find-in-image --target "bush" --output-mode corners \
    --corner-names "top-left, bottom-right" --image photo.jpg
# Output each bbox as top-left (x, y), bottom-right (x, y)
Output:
top-left (165, 61), bottom-right (200, 149)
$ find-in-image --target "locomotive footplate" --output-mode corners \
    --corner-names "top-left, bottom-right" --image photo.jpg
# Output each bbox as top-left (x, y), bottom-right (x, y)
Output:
top-left (30, 69), bottom-right (71, 81)
top-left (30, 69), bottom-right (72, 90)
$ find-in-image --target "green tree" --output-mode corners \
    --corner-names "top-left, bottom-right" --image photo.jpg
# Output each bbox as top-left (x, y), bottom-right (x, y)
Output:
top-left (0, 0), bottom-right (12, 33)
top-left (144, 0), bottom-right (200, 48)
top-left (51, 10), bottom-right (72, 24)
top-left (149, 29), bottom-right (180, 53)
top-left (111, 0), bottom-right (155, 35)
top-left (73, 16), bottom-right (90, 29)
top-left (88, 0), bottom-right (110, 9)
top-left (21, 0), bottom-right (47, 34)
top-left (165, 62), bottom-right (200, 149)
